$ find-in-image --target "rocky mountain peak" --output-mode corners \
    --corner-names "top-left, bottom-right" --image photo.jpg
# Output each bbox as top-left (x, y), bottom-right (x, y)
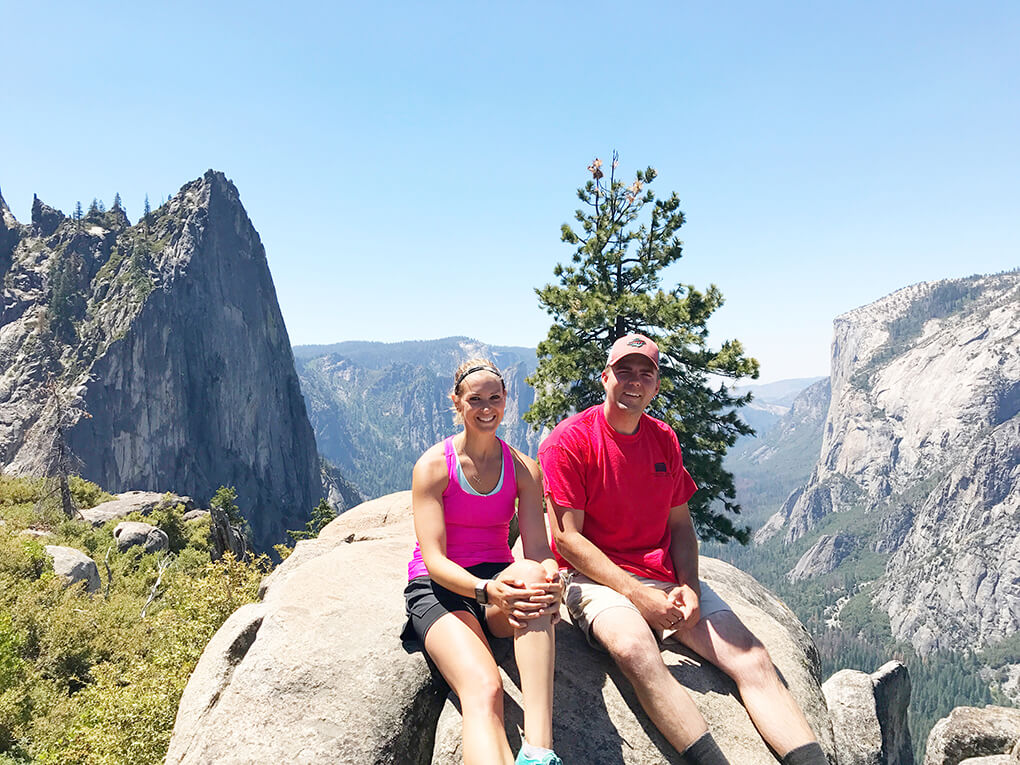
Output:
top-left (104, 202), bottom-right (131, 231)
top-left (1, 171), bottom-right (338, 551)
top-left (773, 271), bottom-right (1020, 545)
top-left (30, 194), bottom-right (64, 237)
top-left (0, 195), bottom-right (17, 280)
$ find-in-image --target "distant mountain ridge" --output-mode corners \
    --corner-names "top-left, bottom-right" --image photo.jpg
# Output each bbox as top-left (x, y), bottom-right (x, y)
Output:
top-left (294, 337), bottom-right (541, 500)
top-left (727, 378), bottom-right (831, 530)
top-left (294, 338), bottom-right (827, 503)
top-left (0, 172), bottom-right (339, 551)
top-left (293, 338), bottom-right (537, 367)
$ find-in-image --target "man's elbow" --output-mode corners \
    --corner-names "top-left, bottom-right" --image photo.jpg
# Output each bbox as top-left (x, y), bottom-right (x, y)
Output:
top-left (551, 530), bottom-right (583, 567)
top-left (549, 522), bottom-right (570, 550)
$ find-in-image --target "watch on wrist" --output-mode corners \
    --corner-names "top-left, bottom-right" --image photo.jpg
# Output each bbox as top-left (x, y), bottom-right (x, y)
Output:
top-left (474, 579), bottom-right (491, 605)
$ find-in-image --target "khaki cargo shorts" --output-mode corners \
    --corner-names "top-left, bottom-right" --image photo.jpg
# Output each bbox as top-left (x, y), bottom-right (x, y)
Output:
top-left (564, 572), bottom-right (731, 649)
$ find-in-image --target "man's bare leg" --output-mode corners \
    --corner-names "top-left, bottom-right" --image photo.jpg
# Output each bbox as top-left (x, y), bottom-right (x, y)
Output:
top-left (676, 611), bottom-right (820, 757)
top-left (592, 607), bottom-right (722, 756)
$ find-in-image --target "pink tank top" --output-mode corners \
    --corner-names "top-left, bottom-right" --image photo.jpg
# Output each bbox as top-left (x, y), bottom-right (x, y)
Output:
top-left (407, 437), bottom-right (517, 580)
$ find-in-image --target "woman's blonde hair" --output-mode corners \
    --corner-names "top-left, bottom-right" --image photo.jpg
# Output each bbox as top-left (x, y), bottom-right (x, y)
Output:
top-left (450, 357), bottom-right (505, 425)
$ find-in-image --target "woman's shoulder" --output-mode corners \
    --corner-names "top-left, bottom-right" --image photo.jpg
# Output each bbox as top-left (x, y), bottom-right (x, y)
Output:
top-left (412, 439), bottom-right (452, 484)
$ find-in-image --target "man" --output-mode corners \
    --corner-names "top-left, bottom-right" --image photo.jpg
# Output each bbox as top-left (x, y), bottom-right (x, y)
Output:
top-left (538, 334), bottom-right (827, 765)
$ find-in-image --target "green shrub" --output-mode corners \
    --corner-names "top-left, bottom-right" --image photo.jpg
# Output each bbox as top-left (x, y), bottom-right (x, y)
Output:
top-left (0, 475), bottom-right (272, 764)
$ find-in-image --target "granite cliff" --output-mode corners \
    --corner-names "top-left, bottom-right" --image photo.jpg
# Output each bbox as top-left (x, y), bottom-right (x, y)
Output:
top-left (750, 272), bottom-right (1020, 672)
top-left (0, 172), bottom-right (337, 550)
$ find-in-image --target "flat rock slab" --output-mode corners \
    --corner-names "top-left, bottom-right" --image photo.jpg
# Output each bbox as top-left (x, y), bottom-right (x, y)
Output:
top-left (169, 492), bottom-right (837, 765)
top-left (79, 491), bottom-right (194, 527)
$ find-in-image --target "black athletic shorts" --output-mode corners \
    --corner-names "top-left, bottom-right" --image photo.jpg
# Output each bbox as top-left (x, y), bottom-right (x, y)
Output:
top-left (400, 561), bottom-right (510, 646)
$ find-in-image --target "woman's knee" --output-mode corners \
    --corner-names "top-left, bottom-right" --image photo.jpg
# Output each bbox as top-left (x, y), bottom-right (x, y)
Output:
top-left (499, 558), bottom-right (549, 585)
top-left (458, 666), bottom-right (506, 711)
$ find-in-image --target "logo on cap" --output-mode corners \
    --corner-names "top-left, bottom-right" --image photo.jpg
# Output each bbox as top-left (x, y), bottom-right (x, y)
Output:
top-left (627, 339), bottom-right (646, 348)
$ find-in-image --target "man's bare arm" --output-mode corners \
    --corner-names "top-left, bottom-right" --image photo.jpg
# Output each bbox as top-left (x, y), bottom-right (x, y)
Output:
top-left (666, 502), bottom-right (701, 629)
top-left (548, 497), bottom-right (684, 632)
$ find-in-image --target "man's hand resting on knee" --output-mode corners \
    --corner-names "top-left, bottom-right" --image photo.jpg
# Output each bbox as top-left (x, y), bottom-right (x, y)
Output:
top-left (627, 584), bottom-right (688, 632)
top-left (667, 584), bottom-right (700, 633)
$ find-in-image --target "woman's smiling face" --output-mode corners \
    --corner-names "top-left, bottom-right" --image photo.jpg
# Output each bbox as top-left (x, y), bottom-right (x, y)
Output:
top-left (452, 371), bottom-right (506, 432)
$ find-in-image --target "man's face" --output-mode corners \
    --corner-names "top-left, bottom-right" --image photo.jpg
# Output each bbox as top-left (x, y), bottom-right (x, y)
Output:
top-left (602, 354), bottom-right (660, 415)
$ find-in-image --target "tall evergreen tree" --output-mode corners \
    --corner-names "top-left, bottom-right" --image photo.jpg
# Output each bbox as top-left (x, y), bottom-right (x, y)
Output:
top-left (525, 153), bottom-right (759, 543)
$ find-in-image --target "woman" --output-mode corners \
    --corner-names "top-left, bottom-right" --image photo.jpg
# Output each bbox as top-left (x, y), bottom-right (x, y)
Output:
top-left (403, 359), bottom-right (563, 765)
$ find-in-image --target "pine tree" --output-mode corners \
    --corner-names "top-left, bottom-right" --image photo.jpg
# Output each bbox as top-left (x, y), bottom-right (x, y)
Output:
top-left (525, 153), bottom-right (759, 543)
top-left (287, 499), bottom-right (338, 542)
top-left (112, 192), bottom-right (122, 210)
top-left (36, 377), bottom-right (88, 519)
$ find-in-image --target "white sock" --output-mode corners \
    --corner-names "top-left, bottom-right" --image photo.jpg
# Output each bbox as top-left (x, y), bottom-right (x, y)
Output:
top-left (520, 740), bottom-right (554, 757)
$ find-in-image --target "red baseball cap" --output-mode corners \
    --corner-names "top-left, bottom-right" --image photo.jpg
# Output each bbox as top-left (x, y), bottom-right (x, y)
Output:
top-left (607, 333), bottom-right (659, 369)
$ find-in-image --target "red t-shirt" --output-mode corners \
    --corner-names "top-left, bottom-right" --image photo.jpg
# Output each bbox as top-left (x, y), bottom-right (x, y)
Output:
top-left (538, 405), bottom-right (697, 583)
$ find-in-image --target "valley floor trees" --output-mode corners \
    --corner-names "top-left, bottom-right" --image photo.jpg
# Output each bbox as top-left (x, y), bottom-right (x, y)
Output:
top-left (525, 154), bottom-right (758, 542)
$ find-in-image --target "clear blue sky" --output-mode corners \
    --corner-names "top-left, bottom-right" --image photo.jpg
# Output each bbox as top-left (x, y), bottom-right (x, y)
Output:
top-left (3, 2), bottom-right (1017, 383)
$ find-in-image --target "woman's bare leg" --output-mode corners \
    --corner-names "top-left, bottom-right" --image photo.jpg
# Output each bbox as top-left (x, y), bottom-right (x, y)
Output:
top-left (424, 611), bottom-right (515, 765)
top-left (488, 560), bottom-right (556, 750)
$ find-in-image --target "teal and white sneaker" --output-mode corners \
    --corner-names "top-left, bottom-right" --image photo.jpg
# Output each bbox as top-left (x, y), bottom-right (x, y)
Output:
top-left (515, 748), bottom-right (563, 765)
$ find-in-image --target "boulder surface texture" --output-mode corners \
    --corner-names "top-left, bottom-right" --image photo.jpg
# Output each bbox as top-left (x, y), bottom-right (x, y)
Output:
top-left (113, 521), bottom-right (169, 553)
top-left (44, 545), bottom-right (100, 593)
top-left (923, 705), bottom-right (1020, 765)
top-left (168, 492), bottom-right (841, 764)
top-left (822, 661), bottom-right (913, 765)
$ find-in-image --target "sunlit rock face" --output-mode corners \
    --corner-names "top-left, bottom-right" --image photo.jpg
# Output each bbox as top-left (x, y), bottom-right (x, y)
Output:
top-left (757, 271), bottom-right (1020, 661)
top-left (0, 171), bottom-right (334, 551)
top-left (167, 492), bottom-right (840, 765)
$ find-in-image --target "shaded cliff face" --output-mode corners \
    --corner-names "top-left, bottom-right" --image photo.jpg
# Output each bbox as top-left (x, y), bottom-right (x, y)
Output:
top-left (725, 377), bottom-right (830, 535)
top-left (0, 171), bottom-right (325, 551)
top-left (757, 272), bottom-right (1020, 659)
top-left (294, 338), bottom-right (540, 499)
top-left (874, 417), bottom-right (1020, 656)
